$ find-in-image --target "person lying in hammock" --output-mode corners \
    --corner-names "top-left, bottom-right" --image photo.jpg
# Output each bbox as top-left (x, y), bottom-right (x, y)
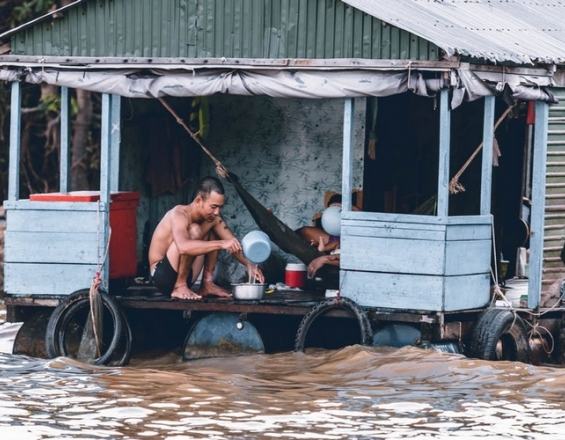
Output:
top-left (296, 193), bottom-right (344, 254)
top-left (148, 176), bottom-right (264, 300)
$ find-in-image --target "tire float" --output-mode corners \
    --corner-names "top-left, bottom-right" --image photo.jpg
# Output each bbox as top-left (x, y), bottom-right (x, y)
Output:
top-left (45, 290), bottom-right (131, 366)
top-left (294, 297), bottom-right (373, 352)
top-left (467, 308), bottom-right (531, 362)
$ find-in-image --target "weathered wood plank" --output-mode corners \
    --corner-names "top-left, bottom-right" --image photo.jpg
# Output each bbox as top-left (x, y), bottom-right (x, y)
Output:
top-left (4, 262), bottom-right (97, 296)
top-left (341, 270), bottom-right (490, 311)
top-left (5, 231), bottom-right (101, 264)
top-left (341, 234), bottom-right (490, 276)
top-left (437, 88), bottom-right (451, 217)
top-left (341, 210), bottom-right (491, 225)
top-left (341, 270), bottom-right (444, 310)
top-left (110, 94), bottom-right (121, 192)
top-left (445, 224), bottom-right (491, 240)
top-left (443, 273), bottom-right (491, 311)
top-left (6, 209), bottom-right (98, 233)
top-left (100, 93), bottom-right (112, 289)
top-left (480, 95), bottom-right (495, 215)
top-left (341, 235), bottom-right (445, 274)
top-left (342, 225), bottom-right (445, 241)
top-left (8, 81), bottom-right (21, 201)
top-left (342, 222), bottom-right (491, 241)
top-left (4, 200), bottom-right (103, 211)
top-left (444, 240), bottom-right (491, 275)
top-left (341, 98), bottom-right (354, 212)
top-left (529, 101), bottom-right (549, 309)
top-left (60, 86), bottom-right (71, 193)
top-left (342, 218), bottom-right (446, 232)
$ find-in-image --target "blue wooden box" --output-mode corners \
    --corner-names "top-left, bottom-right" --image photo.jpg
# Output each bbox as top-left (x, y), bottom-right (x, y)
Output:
top-left (3, 200), bottom-right (104, 296)
top-left (340, 211), bottom-right (492, 311)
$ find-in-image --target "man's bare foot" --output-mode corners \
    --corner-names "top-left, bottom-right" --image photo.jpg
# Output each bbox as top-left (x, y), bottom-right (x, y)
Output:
top-left (171, 284), bottom-right (202, 300)
top-left (198, 281), bottom-right (232, 298)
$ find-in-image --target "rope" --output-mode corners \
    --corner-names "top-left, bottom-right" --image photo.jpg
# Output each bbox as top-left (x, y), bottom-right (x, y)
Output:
top-left (157, 97), bottom-right (230, 179)
top-left (449, 104), bottom-right (515, 194)
top-left (90, 199), bottom-right (112, 357)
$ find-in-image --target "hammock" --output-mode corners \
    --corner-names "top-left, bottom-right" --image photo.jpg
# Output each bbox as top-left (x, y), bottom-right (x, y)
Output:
top-left (158, 98), bottom-right (337, 281)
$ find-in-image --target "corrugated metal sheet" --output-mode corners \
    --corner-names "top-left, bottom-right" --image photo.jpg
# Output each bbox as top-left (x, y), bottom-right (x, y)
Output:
top-left (9, 0), bottom-right (439, 60)
top-left (543, 88), bottom-right (565, 292)
top-left (343, 0), bottom-right (565, 64)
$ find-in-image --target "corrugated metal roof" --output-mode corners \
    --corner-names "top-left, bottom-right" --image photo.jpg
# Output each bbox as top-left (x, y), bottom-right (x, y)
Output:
top-left (343, 0), bottom-right (565, 64)
top-left (2, 0), bottom-right (440, 62)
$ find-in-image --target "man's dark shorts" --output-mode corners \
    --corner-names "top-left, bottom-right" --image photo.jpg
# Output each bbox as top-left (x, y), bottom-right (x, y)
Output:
top-left (152, 255), bottom-right (194, 296)
top-left (152, 255), bottom-right (177, 296)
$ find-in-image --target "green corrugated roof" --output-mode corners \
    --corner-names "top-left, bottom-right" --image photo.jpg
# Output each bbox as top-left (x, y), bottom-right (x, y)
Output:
top-left (4, 0), bottom-right (440, 61)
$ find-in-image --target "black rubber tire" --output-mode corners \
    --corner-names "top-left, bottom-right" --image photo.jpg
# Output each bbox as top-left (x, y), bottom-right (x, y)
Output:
top-left (468, 308), bottom-right (531, 362)
top-left (56, 293), bottom-right (124, 365)
top-left (107, 310), bottom-right (133, 367)
top-left (45, 289), bottom-right (91, 359)
top-left (294, 297), bottom-right (373, 352)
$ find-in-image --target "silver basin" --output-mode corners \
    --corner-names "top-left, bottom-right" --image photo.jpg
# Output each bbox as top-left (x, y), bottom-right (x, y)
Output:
top-left (232, 283), bottom-right (266, 300)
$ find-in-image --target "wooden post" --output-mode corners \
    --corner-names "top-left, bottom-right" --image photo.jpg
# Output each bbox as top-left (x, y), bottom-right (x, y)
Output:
top-left (341, 98), bottom-right (354, 212)
top-left (528, 101), bottom-right (549, 310)
top-left (8, 81), bottom-right (22, 201)
top-left (110, 94), bottom-right (121, 192)
top-left (480, 96), bottom-right (495, 215)
top-left (437, 89), bottom-right (451, 218)
top-left (99, 93), bottom-right (112, 288)
top-left (59, 86), bottom-right (71, 193)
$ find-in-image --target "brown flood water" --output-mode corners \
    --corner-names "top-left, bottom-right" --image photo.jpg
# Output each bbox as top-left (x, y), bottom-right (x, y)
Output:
top-left (1, 320), bottom-right (565, 439)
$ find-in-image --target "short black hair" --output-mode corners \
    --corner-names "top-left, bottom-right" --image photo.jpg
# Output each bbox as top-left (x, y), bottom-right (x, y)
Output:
top-left (195, 176), bottom-right (225, 200)
top-left (327, 192), bottom-right (358, 207)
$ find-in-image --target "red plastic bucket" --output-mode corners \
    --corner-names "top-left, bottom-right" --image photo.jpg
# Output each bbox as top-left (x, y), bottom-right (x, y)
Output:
top-left (285, 263), bottom-right (306, 288)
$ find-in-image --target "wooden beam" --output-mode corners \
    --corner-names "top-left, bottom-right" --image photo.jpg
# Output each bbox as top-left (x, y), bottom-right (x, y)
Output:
top-left (342, 98), bottom-right (354, 212)
top-left (437, 89), bottom-right (451, 217)
top-left (110, 94), bottom-right (121, 192)
top-left (99, 93), bottom-right (112, 288)
top-left (528, 101), bottom-right (549, 310)
top-left (480, 96), bottom-right (495, 215)
top-left (8, 81), bottom-right (21, 201)
top-left (59, 86), bottom-right (71, 193)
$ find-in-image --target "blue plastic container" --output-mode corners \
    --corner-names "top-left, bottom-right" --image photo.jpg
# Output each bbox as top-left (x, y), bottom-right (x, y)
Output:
top-left (241, 230), bottom-right (272, 264)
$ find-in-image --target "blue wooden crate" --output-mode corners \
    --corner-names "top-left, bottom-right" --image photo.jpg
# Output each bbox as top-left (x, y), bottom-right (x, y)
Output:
top-left (340, 211), bottom-right (492, 311)
top-left (4, 200), bottom-right (104, 296)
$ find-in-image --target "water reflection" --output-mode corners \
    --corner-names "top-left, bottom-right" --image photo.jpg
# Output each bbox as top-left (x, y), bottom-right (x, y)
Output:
top-left (0, 343), bottom-right (564, 439)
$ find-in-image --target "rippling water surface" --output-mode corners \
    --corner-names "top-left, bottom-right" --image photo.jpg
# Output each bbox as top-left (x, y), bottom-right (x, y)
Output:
top-left (1, 321), bottom-right (565, 439)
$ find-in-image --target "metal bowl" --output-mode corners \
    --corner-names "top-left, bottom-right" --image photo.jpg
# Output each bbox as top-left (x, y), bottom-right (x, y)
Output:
top-left (232, 283), bottom-right (266, 300)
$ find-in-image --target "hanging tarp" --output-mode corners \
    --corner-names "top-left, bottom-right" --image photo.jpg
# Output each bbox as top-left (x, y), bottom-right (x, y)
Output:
top-left (0, 67), bottom-right (556, 105)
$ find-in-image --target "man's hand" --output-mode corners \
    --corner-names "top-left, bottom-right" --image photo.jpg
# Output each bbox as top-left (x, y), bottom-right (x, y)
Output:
top-left (247, 264), bottom-right (265, 284)
top-left (222, 238), bottom-right (242, 255)
top-left (307, 255), bottom-right (328, 279)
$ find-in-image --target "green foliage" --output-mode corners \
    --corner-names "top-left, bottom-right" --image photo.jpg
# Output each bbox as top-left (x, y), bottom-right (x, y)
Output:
top-left (0, 0), bottom-right (56, 34)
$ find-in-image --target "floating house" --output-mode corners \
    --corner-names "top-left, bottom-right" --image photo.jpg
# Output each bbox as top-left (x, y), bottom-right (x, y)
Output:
top-left (1, 0), bottom-right (565, 365)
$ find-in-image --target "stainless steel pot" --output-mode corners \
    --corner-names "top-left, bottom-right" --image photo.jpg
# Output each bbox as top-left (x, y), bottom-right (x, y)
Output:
top-left (232, 283), bottom-right (266, 300)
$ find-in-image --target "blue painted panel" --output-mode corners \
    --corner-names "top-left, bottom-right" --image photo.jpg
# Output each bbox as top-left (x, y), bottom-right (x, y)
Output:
top-left (480, 96), bottom-right (495, 215)
top-left (5, 262), bottom-right (97, 296)
top-left (6, 209), bottom-right (99, 233)
top-left (341, 98), bottom-right (354, 212)
top-left (5, 231), bottom-right (100, 264)
top-left (60, 86), bottom-right (70, 193)
top-left (341, 270), bottom-right (490, 311)
top-left (529, 101), bottom-right (549, 309)
top-left (8, 82), bottom-right (21, 201)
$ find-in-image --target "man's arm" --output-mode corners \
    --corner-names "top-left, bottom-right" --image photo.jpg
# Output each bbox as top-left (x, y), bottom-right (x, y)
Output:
top-left (171, 210), bottom-right (234, 255)
top-left (213, 218), bottom-right (265, 282)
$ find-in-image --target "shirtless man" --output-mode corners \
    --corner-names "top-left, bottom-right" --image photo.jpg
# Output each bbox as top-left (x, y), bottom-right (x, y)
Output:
top-left (149, 176), bottom-right (264, 300)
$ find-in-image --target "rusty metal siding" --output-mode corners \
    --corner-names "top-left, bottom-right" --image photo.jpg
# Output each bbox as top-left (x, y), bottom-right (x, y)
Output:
top-left (543, 88), bottom-right (565, 292)
top-left (10, 0), bottom-right (439, 60)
